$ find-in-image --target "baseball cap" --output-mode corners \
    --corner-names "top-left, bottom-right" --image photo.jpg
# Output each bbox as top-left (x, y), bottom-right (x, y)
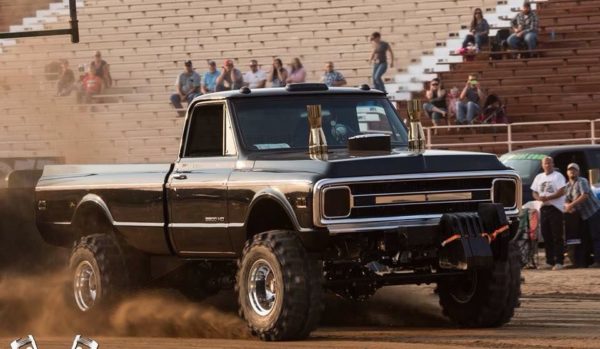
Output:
top-left (567, 163), bottom-right (580, 171)
top-left (184, 60), bottom-right (193, 67)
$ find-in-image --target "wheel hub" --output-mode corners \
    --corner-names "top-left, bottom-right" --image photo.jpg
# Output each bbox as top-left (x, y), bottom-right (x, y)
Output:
top-left (248, 259), bottom-right (277, 316)
top-left (450, 271), bottom-right (478, 304)
top-left (74, 260), bottom-right (98, 311)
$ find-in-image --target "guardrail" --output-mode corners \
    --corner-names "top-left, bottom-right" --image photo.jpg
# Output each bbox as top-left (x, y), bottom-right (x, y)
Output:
top-left (424, 119), bottom-right (600, 152)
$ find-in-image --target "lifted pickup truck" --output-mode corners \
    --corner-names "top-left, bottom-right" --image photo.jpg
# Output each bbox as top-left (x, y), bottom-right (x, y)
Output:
top-left (36, 84), bottom-right (522, 341)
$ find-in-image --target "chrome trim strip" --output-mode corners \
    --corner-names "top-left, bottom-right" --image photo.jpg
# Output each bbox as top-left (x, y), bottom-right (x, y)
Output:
top-left (169, 222), bottom-right (244, 228)
top-left (357, 199), bottom-right (490, 208)
top-left (37, 183), bottom-right (163, 191)
top-left (51, 222), bottom-right (71, 225)
top-left (374, 192), bottom-right (476, 205)
top-left (313, 170), bottom-right (522, 228)
top-left (114, 222), bottom-right (164, 227)
top-left (327, 217), bottom-right (442, 234)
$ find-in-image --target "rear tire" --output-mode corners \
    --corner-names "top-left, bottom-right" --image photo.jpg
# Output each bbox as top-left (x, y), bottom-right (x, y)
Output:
top-left (437, 242), bottom-right (521, 327)
top-left (68, 234), bottom-right (129, 312)
top-left (236, 230), bottom-right (323, 341)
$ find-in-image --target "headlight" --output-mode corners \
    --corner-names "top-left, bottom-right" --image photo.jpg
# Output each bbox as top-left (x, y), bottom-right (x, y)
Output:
top-left (322, 186), bottom-right (352, 218)
top-left (492, 179), bottom-right (518, 209)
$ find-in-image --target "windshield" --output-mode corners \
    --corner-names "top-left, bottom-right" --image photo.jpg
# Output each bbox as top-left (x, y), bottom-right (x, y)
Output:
top-left (501, 158), bottom-right (541, 185)
top-left (231, 96), bottom-right (408, 151)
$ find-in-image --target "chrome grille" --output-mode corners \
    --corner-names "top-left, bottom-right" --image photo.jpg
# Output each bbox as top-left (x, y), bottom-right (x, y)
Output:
top-left (314, 171), bottom-right (521, 227)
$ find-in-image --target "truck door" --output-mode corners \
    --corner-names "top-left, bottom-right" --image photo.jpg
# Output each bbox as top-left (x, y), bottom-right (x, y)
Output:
top-left (166, 101), bottom-right (238, 257)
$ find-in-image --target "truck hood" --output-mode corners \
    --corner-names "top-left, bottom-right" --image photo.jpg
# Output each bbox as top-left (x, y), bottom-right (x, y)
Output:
top-left (247, 149), bottom-right (509, 178)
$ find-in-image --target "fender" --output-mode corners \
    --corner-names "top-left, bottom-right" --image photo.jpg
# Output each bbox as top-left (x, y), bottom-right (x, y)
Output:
top-left (72, 193), bottom-right (115, 226)
top-left (245, 188), bottom-right (311, 233)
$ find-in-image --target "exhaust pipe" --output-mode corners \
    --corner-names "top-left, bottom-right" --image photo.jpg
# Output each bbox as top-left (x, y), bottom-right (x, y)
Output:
top-left (406, 99), bottom-right (426, 153)
top-left (307, 104), bottom-right (328, 157)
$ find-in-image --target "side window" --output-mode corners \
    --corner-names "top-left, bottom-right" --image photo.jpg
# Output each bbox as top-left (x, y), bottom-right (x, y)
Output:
top-left (184, 104), bottom-right (224, 157)
top-left (554, 151), bottom-right (587, 177)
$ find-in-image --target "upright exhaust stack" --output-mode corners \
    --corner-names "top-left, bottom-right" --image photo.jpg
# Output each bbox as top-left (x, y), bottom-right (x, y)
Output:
top-left (406, 99), bottom-right (426, 153)
top-left (307, 104), bottom-right (328, 156)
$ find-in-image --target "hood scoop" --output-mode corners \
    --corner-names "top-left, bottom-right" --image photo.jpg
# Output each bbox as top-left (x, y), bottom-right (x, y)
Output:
top-left (348, 134), bottom-right (391, 154)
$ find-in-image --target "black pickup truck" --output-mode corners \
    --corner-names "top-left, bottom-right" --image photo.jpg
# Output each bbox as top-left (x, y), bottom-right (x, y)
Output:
top-left (36, 84), bottom-right (522, 341)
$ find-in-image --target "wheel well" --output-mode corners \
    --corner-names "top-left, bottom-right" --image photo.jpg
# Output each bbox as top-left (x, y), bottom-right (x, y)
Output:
top-left (246, 198), bottom-right (295, 240)
top-left (72, 202), bottom-right (114, 240)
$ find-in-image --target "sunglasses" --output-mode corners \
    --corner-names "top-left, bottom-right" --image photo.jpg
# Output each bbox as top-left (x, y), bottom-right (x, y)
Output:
top-left (431, 83), bottom-right (439, 86)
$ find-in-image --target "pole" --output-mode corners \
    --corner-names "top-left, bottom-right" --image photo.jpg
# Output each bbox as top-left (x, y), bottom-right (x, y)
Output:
top-left (69, 0), bottom-right (79, 43)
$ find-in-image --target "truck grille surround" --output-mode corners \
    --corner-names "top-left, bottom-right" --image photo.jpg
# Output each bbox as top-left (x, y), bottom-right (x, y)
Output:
top-left (314, 172), bottom-right (521, 227)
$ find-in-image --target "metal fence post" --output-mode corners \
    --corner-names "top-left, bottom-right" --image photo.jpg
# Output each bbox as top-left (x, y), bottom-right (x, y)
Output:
top-left (507, 124), bottom-right (512, 152)
top-left (592, 121), bottom-right (596, 145)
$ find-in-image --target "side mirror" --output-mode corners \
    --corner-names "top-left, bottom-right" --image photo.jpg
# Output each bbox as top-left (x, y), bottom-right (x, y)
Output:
top-left (589, 168), bottom-right (600, 186)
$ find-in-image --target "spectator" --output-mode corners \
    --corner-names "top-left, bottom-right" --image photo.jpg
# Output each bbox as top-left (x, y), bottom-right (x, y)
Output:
top-left (456, 74), bottom-right (484, 124)
top-left (77, 65), bottom-right (103, 104)
top-left (216, 59), bottom-right (244, 91)
top-left (320, 62), bottom-right (347, 87)
top-left (481, 94), bottom-right (508, 124)
top-left (90, 51), bottom-right (112, 88)
top-left (201, 60), bottom-right (220, 94)
top-left (243, 59), bottom-right (267, 89)
top-left (170, 60), bottom-right (201, 116)
top-left (56, 59), bottom-right (75, 96)
top-left (287, 57), bottom-right (306, 84)
top-left (531, 156), bottom-right (567, 270)
top-left (564, 163), bottom-right (600, 268)
top-left (369, 32), bottom-right (394, 93)
top-left (447, 87), bottom-right (460, 121)
top-left (423, 78), bottom-right (447, 132)
top-left (462, 8), bottom-right (490, 51)
top-left (268, 58), bottom-right (288, 87)
top-left (508, 2), bottom-right (538, 52)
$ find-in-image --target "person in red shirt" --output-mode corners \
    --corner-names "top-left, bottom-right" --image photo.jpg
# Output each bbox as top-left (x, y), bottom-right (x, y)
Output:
top-left (77, 65), bottom-right (103, 104)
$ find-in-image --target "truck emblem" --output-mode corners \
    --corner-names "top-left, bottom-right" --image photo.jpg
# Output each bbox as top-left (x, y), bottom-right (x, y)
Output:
top-left (205, 216), bottom-right (225, 223)
top-left (37, 200), bottom-right (47, 211)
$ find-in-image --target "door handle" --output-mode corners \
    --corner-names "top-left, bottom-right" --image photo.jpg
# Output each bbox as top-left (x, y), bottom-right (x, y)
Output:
top-left (173, 174), bottom-right (188, 180)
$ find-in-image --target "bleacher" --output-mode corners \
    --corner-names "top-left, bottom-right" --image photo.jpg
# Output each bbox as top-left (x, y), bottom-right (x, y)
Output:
top-left (0, 0), bottom-right (504, 163)
top-left (426, 0), bottom-right (600, 153)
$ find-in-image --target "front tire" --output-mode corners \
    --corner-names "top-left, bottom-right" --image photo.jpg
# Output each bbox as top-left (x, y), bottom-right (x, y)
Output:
top-left (437, 242), bottom-right (521, 327)
top-left (236, 230), bottom-right (323, 341)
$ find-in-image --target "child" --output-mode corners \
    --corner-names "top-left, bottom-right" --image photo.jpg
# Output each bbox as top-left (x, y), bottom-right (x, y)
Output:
top-left (446, 87), bottom-right (460, 124)
top-left (77, 65), bottom-right (103, 104)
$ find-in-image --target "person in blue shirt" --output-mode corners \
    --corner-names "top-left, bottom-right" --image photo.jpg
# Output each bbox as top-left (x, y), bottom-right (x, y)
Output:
top-left (170, 60), bottom-right (201, 116)
top-left (201, 60), bottom-right (220, 94)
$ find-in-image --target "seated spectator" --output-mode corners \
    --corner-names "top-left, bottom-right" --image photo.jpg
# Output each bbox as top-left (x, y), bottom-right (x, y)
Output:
top-left (56, 59), bottom-right (75, 96)
top-left (216, 59), bottom-right (244, 91)
top-left (462, 8), bottom-right (490, 51)
top-left (423, 78), bottom-right (447, 133)
top-left (508, 2), bottom-right (538, 52)
top-left (565, 162), bottom-right (600, 268)
top-left (269, 58), bottom-right (288, 87)
top-left (201, 60), bottom-right (220, 94)
top-left (77, 65), bottom-right (103, 104)
top-left (456, 74), bottom-right (484, 125)
top-left (170, 60), bottom-right (201, 116)
top-left (320, 62), bottom-right (347, 87)
top-left (287, 57), bottom-right (306, 84)
top-left (90, 51), bottom-right (112, 88)
top-left (481, 94), bottom-right (508, 124)
top-left (447, 87), bottom-right (460, 121)
top-left (243, 60), bottom-right (267, 89)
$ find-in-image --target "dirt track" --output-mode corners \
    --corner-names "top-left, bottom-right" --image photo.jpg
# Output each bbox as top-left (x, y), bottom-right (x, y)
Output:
top-left (2, 268), bottom-right (600, 349)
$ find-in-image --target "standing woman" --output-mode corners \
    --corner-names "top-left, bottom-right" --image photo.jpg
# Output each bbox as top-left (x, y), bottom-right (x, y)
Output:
top-left (269, 58), bottom-right (288, 87)
top-left (462, 8), bottom-right (490, 50)
top-left (287, 57), bottom-right (306, 84)
top-left (369, 32), bottom-right (394, 93)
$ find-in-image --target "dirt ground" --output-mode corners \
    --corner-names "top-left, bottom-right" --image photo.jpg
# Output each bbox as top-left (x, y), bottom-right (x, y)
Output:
top-left (2, 267), bottom-right (600, 349)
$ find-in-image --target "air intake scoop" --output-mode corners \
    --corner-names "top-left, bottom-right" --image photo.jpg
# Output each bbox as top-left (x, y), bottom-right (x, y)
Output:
top-left (348, 134), bottom-right (391, 153)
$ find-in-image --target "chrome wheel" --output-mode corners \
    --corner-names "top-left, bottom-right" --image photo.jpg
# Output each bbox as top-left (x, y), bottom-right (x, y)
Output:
top-left (74, 260), bottom-right (98, 311)
top-left (247, 259), bottom-right (277, 316)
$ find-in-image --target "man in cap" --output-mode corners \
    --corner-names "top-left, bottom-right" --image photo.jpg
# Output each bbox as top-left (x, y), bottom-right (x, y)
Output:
top-left (531, 156), bottom-right (567, 270)
top-left (564, 162), bottom-right (600, 268)
top-left (170, 60), bottom-right (201, 116)
top-left (201, 60), bottom-right (220, 94)
top-left (216, 59), bottom-right (244, 91)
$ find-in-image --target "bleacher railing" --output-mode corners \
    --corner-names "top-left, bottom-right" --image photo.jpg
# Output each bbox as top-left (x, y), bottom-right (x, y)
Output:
top-left (424, 119), bottom-right (600, 152)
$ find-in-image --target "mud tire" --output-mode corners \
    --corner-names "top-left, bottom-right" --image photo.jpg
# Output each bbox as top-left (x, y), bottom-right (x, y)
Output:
top-left (237, 230), bottom-right (323, 341)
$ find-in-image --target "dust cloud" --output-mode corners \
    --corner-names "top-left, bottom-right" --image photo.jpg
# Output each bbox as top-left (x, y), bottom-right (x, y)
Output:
top-left (0, 272), bottom-right (250, 339)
